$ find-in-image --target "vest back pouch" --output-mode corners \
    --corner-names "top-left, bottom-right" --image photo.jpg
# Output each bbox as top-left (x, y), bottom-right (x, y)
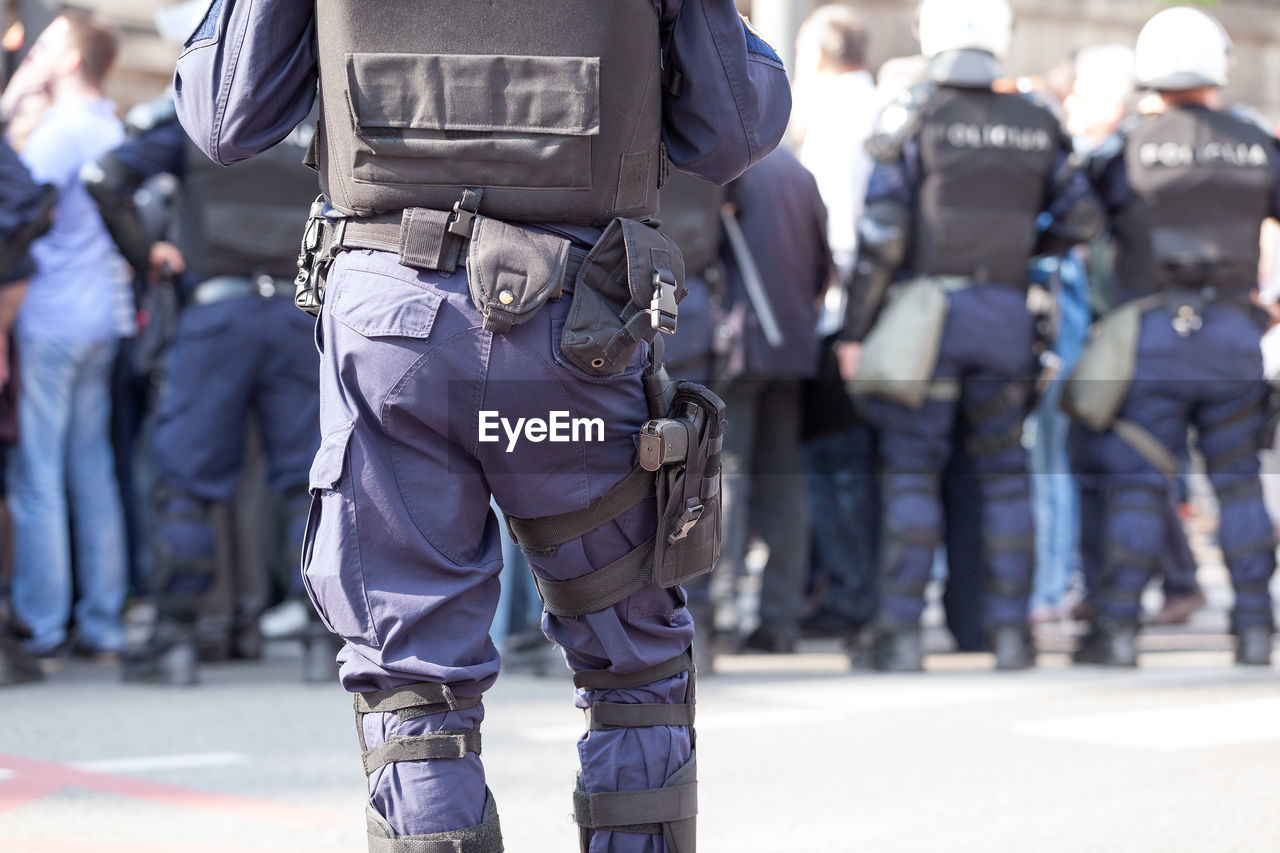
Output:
top-left (913, 89), bottom-right (1060, 287)
top-left (180, 126), bottom-right (319, 278)
top-left (1118, 108), bottom-right (1277, 295)
top-left (314, 0), bottom-right (663, 225)
top-left (648, 382), bottom-right (725, 589)
top-left (561, 218), bottom-right (686, 375)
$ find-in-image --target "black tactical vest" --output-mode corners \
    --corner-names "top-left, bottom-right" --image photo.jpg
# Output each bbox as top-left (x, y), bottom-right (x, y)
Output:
top-left (179, 120), bottom-right (319, 278)
top-left (912, 88), bottom-right (1060, 287)
top-left (658, 171), bottom-right (726, 276)
top-left (314, 0), bottom-right (664, 225)
top-left (1116, 107), bottom-right (1276, 294)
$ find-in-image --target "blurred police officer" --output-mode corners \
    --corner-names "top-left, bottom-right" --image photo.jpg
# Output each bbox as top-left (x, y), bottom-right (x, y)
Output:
top-left (0, 135), bottom-right (56, 685)
top-left (82, 74), bottom-right (324, 684)
top-left (173, 1), bottom-right (789, 850)
top-left (1072, 7), bottom-right (1278, 667)
top-left (839, 0), bottom-right (1102, 672)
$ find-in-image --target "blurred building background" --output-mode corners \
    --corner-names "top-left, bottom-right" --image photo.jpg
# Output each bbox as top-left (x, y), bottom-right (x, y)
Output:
top-left (6, 1), bottom-right (1280, 119)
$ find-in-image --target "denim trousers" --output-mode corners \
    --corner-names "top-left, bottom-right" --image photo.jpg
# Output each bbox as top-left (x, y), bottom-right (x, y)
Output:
top-left (10, 335), bottom-right (127, 652)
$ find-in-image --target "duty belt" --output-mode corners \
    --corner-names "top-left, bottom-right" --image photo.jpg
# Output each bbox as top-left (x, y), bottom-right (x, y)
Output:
top-left (191, 274), bottom-right (293, 306)
top-left (331, 203), bottom-right (588, 299)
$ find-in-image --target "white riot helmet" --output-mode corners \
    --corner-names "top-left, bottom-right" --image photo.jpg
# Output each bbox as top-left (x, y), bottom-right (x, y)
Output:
top-left (917, 0), bottom-right (1013, 60)
top-left (1134, 7), bottom-right (1233, 91)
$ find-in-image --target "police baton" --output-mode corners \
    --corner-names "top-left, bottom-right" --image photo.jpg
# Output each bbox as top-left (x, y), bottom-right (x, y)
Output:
top-left (720, 205), bottom-right (784, 349)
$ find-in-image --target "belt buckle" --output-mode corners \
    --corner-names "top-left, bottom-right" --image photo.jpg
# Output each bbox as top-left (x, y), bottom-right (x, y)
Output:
top-left (649, 270), bottom-right (678, 335)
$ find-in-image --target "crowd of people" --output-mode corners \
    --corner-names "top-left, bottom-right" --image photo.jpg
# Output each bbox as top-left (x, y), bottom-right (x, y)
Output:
top-left (0, 0), bottom-right (1276, 695)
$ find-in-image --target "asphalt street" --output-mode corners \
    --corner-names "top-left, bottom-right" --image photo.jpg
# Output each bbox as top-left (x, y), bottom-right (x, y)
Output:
top-left (1, 565), bottom-right (1278, 853)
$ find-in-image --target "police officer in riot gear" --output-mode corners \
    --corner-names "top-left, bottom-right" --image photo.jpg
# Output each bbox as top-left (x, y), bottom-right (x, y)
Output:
top-left (839, 0), bottom-right (1102, 672)
top-left (1070, 7), bottom-right (1278, 667)
top-left (81, 90), bottom-right (327, 686)
top-left (173, 1), bottom-right (789, 851)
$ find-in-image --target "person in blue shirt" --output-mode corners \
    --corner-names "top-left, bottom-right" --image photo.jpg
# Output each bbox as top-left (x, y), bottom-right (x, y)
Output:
top-left (172, 1), bottom-right (790, 851)
top-left (3, 11), bottom-right (128, 666)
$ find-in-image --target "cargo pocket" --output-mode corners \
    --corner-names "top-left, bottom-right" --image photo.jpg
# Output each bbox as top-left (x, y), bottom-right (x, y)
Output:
top-left (345, 52), bottom-right (599, 189)
top-left (330, 262), bottom-right (443, 340)
top-left (301, 419), bottom-right (380, 647)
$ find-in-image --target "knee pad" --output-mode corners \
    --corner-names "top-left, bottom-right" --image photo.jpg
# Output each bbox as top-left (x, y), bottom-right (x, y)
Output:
top-left (571, 651), bottom-right (698, 853)
top-left (353, 682), bottom-right (500, 852)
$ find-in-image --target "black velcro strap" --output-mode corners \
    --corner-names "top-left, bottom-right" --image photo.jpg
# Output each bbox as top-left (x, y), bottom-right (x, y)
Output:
top-left (1204, 443), bottom-right (1261, 473)
top-left (355, 682), bottom-right (481, 716)
top-left (362, 730), bottom-right (481, 775)
top-left (398, 207), bottom-right (456, 272)
top-left (533, 537), bottom-right (655, 618)
top-left (573, 782), bottom-right (698, 832)
top-left (1216, 476), bottom-right (1262, 506)
top-left (986, 579), bottom-right (1033, 599)
top-left (1223, 538), bottom-right (1277, 563)
top-left (965, 382), bottom-right (1028, 426)
top-left (967, 423), bottom-right (1024, 457)
top-left (506, 466), bottom-right (654, 557)
top-left (574, 650), bottom-right (692, 691)
top-left (587, 702), bottom-right (695, 731)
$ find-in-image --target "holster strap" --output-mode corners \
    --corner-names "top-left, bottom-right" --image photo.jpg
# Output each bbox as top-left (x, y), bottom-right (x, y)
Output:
top-left (533, 537), bottom-right (655, 617)
top-left (574, 650), bottom-right (692, 691)
top-left (506, 465), bottom-right (654, 556)
top-left (586, 701), bottom-right (695, 731)
top-left (573, 783), bottom-right (698, 833)
top-left (337, 189), bottom-right (482, 274)
top-left (363, 730), bottom-right (481, 776)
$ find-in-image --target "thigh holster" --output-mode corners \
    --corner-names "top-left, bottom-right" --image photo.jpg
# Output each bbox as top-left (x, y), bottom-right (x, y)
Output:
top-left (571, 650), bottom-right (698, 853)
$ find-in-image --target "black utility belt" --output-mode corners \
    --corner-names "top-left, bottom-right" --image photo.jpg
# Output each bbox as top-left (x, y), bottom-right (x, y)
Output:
top-left (296, 191), bottom-right (686, 377)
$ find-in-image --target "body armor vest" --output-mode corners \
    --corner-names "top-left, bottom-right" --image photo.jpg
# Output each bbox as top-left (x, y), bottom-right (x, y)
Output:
top-left (658, 172), bottom-right (726, 276)
top-left (912, 88), bottom-right (1060, 287)
top-left (314, 0), bottom-right (663, 225)
top-left (179, 120), bottom-right (319, 278)
top-left (1116, 107), bottom-right (1276, 295)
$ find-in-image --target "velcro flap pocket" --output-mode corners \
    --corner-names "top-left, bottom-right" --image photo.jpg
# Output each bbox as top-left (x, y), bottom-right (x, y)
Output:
top-left (311, 420), bottom-right (356, 493)
top-left (346, 53), bottom-right (599, 189)
top-left (332, 267), bottom-right (443, 339)
top-left (347, 53), bottom-right (600, 136)
top-left (467, 216), bottom-right (569, 333)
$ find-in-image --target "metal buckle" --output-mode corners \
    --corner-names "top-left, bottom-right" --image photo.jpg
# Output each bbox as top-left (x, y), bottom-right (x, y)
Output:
top-left (650, 271), bottom-right (679, 335)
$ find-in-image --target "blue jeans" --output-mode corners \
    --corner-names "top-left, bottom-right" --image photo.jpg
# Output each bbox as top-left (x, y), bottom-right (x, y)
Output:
top-left (1028, 381), bottom-right (1079, 610)
top-left (10, 336), bottom-right (128, 653)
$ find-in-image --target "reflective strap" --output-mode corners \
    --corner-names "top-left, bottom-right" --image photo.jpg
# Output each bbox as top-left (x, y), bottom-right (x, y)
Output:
top-left (573, 782), bottom-right (698, 832)
top-left (1113, 419), bottom-right (1178, 479)
top-left (506, 466), bottom-right (654, 556)
top-left (533, 537), bottom-right (655, 618)
top-left (574, 650), bottom-right (692, 691)
top-left (587, 702), bottom-right (695, 731)
top-left (363, 730), bottom-right (481, 776)
top-left (355, 682), bottom-right (481, 716)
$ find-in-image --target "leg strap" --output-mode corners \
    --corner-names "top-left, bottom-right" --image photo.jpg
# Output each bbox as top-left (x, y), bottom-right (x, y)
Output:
top-left (573, 649), bottom-right (692, 691)
top-left (573, 753), bottom-right (698, 853)
top-left (355, 682), bottom-right (483, 722)
top-left (362, 730), bottom-right (482, 776)
top-left (532, 537), bottom-right (655, 618)
top-left (1216, 476), bottom-right (1262, 507)
top-left (366, 787), bottom-right (503, 853)
top-left (505, 466), bottom-right (654, 557)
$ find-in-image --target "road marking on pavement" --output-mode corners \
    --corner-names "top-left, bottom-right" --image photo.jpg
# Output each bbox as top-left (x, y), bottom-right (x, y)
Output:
top-left (72, 752), bottom-right (248, 774)
top-left (0, 752), bottom-right (338, 827)
top-left (1015, 697), bottom-right (1280, 751)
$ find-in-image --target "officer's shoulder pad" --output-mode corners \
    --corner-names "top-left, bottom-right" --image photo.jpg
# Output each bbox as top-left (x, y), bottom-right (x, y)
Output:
top-left (866, 82), bottom-right (935, 163)
top-left (1227, 103), bottom-right (1277, 138)
top-left (125, 93), bottom-right (178, 136)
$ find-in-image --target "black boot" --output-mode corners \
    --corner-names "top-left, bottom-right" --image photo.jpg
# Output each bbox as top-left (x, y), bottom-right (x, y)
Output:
top-left (870, 625), bottom-right (923, 672)
top-left (0, 629), bottom-right (41, 686)
top-left (122, 621), bottom-right (199, 685)
top-left (990, 625), bottom-right (1036, 671)
top-left (1073, 619), bottom-right (1138, 667)
top-left (1235, 626), bottom-right (1273, 667)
